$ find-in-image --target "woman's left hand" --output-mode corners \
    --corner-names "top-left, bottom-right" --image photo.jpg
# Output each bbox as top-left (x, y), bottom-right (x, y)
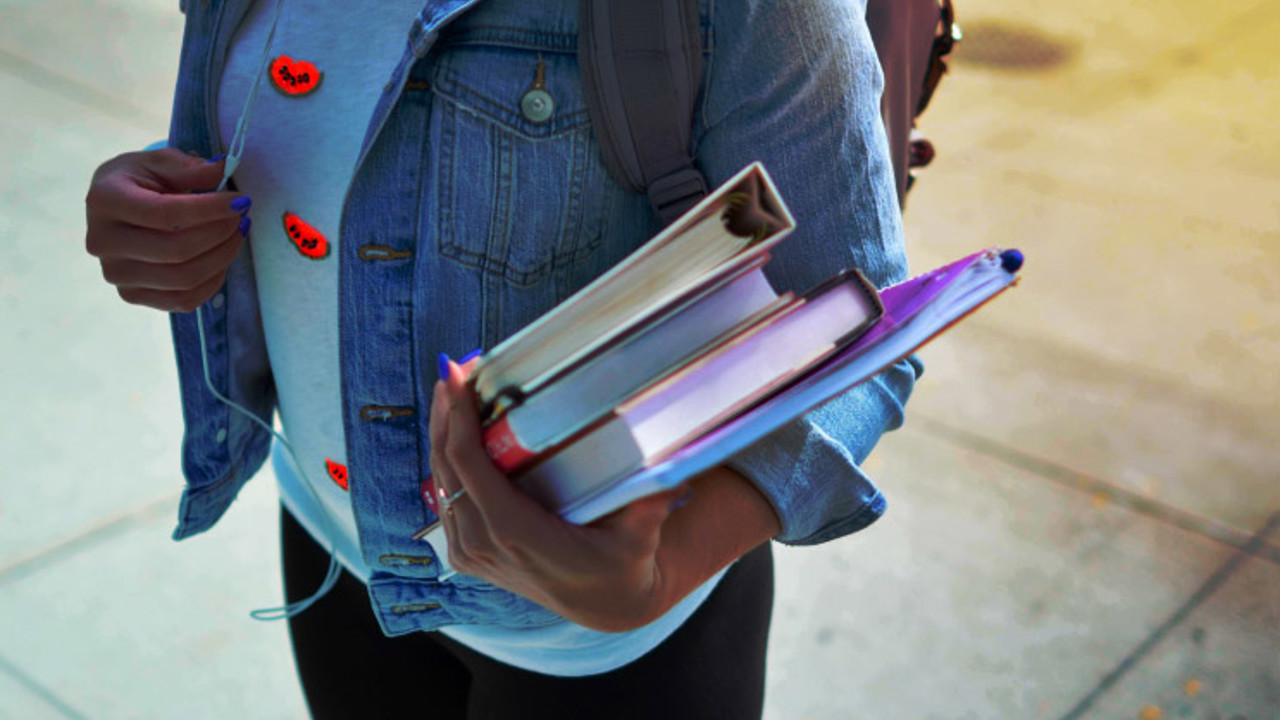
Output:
top-left (429, 358), bottom-right (687, 633)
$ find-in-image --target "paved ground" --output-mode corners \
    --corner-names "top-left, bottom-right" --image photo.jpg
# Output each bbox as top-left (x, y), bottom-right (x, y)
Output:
top-left (1, 0), bottom-right (1277, 718)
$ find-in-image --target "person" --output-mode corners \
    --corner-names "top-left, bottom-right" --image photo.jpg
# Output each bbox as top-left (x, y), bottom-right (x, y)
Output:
top-left (83, 0), bottom-right (920, 717)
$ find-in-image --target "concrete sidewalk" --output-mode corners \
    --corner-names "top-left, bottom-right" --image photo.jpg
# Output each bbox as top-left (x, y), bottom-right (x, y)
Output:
top-left (1, 0), bottom-right (1276, 718)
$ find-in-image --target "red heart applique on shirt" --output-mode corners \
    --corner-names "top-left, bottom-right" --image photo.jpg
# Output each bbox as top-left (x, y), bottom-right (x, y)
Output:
top-left (270, 55), bottom-right (323, 96)
top-left (283, 212), bottom-right (331, 259)
top-left (326, 459), bottom-right (349, 491)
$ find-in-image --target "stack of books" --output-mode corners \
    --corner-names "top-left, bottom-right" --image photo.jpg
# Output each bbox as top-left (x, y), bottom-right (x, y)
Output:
top-left (415, 162), bottom-right (1021, 541)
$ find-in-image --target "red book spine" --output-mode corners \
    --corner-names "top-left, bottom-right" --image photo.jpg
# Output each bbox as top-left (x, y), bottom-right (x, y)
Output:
top-left (482, 414), bottom-right (539, 471)
top-left (420, 415), bottom-right (539, 514)
top-left (420, 476), bottom-right (439, 513)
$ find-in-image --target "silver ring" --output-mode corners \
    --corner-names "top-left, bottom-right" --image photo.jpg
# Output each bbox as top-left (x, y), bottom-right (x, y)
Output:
top-left (439, 487), bottom-right (467, 515)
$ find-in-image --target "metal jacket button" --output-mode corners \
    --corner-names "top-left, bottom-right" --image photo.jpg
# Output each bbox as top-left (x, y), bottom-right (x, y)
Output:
top-left (521, 57), bottom-right (554, 124)
top-left (520, 88), bottom-right (554, 123)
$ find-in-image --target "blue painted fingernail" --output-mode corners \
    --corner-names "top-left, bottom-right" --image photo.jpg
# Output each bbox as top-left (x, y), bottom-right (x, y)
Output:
top-left (459, 348), bottom-right (482, 364)
top-left (238, 216), bottom-right (251, 238)
top-left (230, 196), bottom-right (252, 213)
top-left (438, 353), bottom-right (451, 381)
top-left (999, 249), bottom-right (1024, 273)
top-left (206, 153), bottom-right (228, 164)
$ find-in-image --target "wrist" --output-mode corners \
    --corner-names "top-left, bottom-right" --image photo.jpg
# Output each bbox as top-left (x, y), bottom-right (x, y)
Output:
top-left (650, 465), bottom-right (778, 613)
top-left (543, 563), bottom-right (667, 633)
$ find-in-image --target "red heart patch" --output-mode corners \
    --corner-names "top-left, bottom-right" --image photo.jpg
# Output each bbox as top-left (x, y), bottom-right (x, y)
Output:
top-left (283, 212), bottom-right (330, 259)
top-left (270, 55), bottom-right (323, 96)
top-left (326, 459), bottom-right (349, 491)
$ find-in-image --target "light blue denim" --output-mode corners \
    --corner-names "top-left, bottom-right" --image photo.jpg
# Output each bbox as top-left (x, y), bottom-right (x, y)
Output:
top-left (165, 0), bottom-right (922, 637)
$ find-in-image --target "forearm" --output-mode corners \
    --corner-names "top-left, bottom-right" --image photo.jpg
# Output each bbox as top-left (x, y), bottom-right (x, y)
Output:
top-left (650, 465), bottom-right (780, 620)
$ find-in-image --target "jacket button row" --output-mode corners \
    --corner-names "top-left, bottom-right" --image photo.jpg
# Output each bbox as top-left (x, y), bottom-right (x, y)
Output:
top-left (379, 554), bottom-right (433, 567)
top-left (391, 602), bottom-right (442, 615)
top-left (360, 405), bottom-right (414, 421)
top-left (358, 244), bottom-right (413, 261)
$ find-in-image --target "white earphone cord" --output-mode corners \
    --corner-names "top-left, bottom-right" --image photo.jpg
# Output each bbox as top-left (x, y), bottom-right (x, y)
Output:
top-left (205, 0), bottom-right (342, 620)
top-left (217, 0), bottom-right (284, 192)
top-left (196, 307), bottom-right (342, 620)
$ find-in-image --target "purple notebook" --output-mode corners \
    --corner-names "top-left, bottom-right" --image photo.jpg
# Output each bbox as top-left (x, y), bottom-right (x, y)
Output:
top-left (559, 248), bottom-right (1024, 524)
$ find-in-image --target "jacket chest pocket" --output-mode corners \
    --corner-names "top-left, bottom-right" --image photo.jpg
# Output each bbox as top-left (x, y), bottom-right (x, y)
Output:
top-left (428, 42), bottom-right (611, 287)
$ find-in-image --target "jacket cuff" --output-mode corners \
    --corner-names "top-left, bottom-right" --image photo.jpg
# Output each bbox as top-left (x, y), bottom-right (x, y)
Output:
top-left (724, 357), bottom-right (920, 545)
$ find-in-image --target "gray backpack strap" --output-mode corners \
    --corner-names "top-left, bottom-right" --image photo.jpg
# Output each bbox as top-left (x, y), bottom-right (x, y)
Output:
top-left (579, 0), bottom-right (707, 225)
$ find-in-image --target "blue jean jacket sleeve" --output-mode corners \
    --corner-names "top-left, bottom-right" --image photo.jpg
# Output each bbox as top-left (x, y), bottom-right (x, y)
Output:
top-left (697, 0), bottom-right (922, 545)
top-left (167, 249), bottom-right (277, 540)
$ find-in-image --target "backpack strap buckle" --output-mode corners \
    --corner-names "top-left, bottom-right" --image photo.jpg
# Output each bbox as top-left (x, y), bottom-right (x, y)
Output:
top-left (580, 0), bottom-right (708, 227)
top-left (648, 166), bottom-right (709, 225)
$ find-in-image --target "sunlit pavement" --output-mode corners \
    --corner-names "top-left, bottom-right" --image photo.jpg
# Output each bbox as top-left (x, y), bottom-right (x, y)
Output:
top-left (1, 1), bottom-right (1276, 718)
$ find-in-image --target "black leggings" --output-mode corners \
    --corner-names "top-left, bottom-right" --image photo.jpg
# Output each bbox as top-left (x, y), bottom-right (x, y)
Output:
top-left (281, 506), bottom-right (774, 720)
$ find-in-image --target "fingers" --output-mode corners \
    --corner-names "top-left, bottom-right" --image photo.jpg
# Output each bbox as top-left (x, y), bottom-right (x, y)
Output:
top-left (430, 377), bottom-right (491, 573)
top-left (92, 213), bottom-right (244, 266)
top-left (86, 149), bottom-right (246, 234)
top-left (102, 227), bottom-right (244, 292)
top-left (108, 180), bottom-right (247, 232)
top-left (439, 361), bottom-right (539, 528)
top-left (459, 351), bottom-right (482, 376)
top-left (428, 378), bottom-right (460, 501)
top-left (429, 379), bottom-right (464, 563)
top-left (116, 269), bottom-right (230, 313)
top-left (147, 147), bottom-right (230, 193)
top-left (430, 377), bottom-right (487, 528)
top-left (433, 358), bottom-right (562, 570)
top-left (86, 149), bottom-right (254, 313)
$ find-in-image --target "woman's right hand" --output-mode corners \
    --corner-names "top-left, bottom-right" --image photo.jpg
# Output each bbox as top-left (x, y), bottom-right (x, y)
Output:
top-left (84, 148), bottom-right (252, 313)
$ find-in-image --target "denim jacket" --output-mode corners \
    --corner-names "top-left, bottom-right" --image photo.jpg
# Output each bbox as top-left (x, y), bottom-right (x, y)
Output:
top-left (166, 0), bottom-right (920, 636)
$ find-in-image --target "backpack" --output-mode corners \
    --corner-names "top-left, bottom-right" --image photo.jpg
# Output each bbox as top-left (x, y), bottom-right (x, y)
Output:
top-left (577, 0), bottom-right (960, 222)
